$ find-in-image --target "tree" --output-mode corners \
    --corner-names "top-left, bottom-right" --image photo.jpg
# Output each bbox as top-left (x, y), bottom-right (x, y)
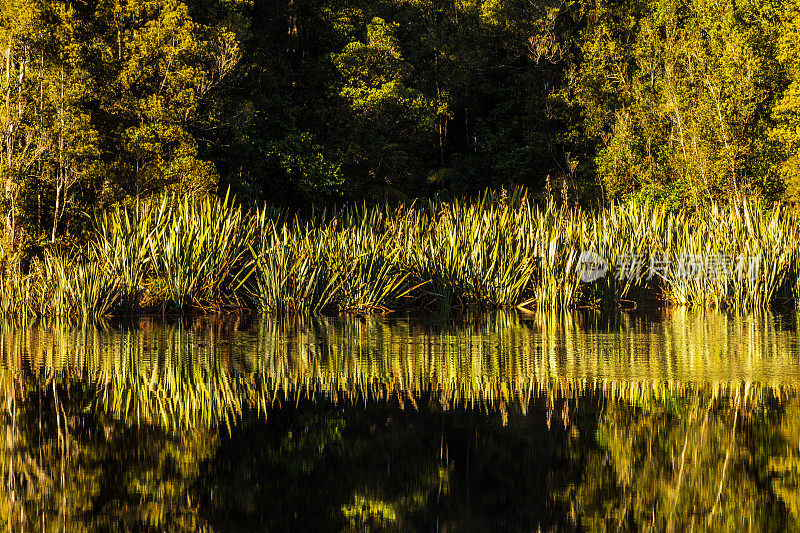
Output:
top-left (329, 17), bottom-right (437, 198)
top-left (770, 0), bottom-right (800, 200)
top-left (0, 0), bottom-right (45, 244)
top-left (97, 0), bottom-right (242, 199)
top-left (561, 0), bottom-right (782, 206)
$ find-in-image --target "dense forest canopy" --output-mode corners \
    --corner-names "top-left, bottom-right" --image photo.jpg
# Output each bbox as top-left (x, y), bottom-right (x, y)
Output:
top-left (2, 0), bottom-right (799, 242)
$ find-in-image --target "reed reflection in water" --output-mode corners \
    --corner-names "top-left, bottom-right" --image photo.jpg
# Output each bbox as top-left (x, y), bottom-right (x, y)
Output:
top-left (0, 310), bottom-right (798, 530)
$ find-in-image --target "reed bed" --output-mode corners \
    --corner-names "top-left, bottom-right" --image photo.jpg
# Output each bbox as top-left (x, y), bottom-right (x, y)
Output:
top-left (1, 188), bottom-right (800, 318)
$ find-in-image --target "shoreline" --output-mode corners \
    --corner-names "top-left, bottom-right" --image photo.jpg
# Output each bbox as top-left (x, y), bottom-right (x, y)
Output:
top-left (2, 189), bottom-right (798, 320)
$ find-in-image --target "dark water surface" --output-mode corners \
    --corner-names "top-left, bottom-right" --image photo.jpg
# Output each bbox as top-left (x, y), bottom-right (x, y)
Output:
top-left (1, 309), bottom-right (799, 531)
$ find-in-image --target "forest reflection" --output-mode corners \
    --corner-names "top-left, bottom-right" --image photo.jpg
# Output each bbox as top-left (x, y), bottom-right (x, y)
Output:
top-left (0, 310), bottom-right (798, 530)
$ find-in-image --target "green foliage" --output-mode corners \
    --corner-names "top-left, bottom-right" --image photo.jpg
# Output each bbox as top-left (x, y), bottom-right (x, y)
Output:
top-left (4, 188), bottom-right (800, 319)
top-left (563, 0), bottom-right (784, 204)
top-left (264, 131), bottom-right (344, 200)
top-left (13, 0), bottom-right (800, 242)
top-left (331, 15), bottom-right (439, 196)
top-left (0, 0), bottom-right (243, 243)
top-left (107, 0), bottom-right (240, 197)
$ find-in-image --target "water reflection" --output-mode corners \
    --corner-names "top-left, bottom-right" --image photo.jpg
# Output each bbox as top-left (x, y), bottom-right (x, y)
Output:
top-left (0, 310), bottom-right (798, 530)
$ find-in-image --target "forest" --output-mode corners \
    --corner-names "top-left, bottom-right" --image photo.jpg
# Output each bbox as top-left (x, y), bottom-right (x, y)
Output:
top-left (3, 0), bottom-right (800, 246)
top-left (4, 4), bottom-right (799, 528)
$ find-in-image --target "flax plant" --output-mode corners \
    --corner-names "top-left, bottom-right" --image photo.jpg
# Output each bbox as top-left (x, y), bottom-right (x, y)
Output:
top-left (41, 249), bottom-right (120, 319)
top-left (410, 190), bottom-right (538, 308)
top-left (1, 188), bottom-right (799, 319)
top-left (657, 200), bottom-right (796, 309)
top-left (149, 193), bottom-right (252, 311)
top-left (529, 201), bottom-right (583, 309)
top-left (249, 214), bottom-right (339, 313)
top-left (581, 200), bottom-right (667, 305)
top-left (94, 198), bottom-right (166, 311)
top-left (326, 221), bottom-right (408, 313)
top-left (0, 271), bottom-right (37, 319)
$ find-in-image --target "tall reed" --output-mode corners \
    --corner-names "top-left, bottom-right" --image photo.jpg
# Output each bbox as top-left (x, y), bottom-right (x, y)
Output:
top-left (1, 188), bottom-right (799, 319)
top-left (409, 190), bottom-right (539, 308)
top-left (94, 198), bottom-right (166, 311)
top-left (148, 192), bottom-right (253, 311)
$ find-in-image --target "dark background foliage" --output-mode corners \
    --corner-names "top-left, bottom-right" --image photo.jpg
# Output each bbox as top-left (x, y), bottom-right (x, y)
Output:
top-left (1, 0), bottom-right (797, 242)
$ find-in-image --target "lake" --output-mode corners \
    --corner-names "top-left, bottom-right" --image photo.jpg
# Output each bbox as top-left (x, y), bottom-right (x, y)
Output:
top-left (1, 309), bottom-right (798, 530)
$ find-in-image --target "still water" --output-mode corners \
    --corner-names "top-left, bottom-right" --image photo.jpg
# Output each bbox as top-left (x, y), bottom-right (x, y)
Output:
top-left (1, 309), bottom-right (799, 531)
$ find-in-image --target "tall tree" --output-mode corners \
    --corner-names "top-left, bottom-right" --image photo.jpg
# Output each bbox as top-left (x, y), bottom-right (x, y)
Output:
top-left (96, 0), bottom-right (242, 198)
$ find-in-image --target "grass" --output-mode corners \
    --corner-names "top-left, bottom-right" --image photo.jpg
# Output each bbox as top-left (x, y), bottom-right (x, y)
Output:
top-left (1, 188), bottom-right (800, 319)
